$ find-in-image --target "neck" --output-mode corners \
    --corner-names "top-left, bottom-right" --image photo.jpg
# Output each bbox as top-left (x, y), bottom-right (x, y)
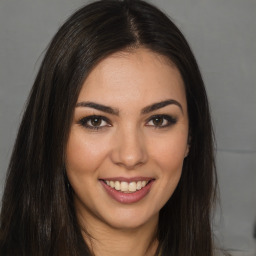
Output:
top-left (78, 213), bottom-right (159, 256)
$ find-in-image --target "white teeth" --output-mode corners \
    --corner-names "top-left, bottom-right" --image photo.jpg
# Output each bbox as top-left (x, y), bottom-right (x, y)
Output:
top-left (110, 181), bottom-right (115, 188)
top-left (136, 181), bottom-right (142, 190)
top-left (104, 180), bottom-right (150, 193)
top-left (129, 182), bottom-right (137, 192)
top-left (114, 181), bottom-right (121, 190)
top-left (121, 181), bottom-right (128, 192)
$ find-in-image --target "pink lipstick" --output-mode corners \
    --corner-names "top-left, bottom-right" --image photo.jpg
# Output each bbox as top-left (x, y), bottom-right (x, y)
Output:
top-left (100, 178), bottom-right (155, 204)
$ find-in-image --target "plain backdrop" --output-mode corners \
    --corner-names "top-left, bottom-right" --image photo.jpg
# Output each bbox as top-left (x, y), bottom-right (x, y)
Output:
top-left (0, 0), bottom-right (255, 255)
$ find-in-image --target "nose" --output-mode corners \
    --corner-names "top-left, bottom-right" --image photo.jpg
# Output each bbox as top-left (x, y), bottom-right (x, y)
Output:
top-left (110, 126), bottom-right (148, 169)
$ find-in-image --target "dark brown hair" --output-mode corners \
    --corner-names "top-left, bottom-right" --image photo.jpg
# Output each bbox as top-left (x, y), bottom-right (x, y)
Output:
top-left (0, 0), bottom-right (217, 255)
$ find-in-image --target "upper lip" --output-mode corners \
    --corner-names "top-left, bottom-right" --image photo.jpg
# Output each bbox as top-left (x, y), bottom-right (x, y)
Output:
top-left (99, 177), bottom-right (155, 182)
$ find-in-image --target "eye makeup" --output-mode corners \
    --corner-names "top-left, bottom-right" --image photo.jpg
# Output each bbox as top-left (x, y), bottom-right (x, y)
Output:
top-left (77, 113), bottom-right (177, 131)
top-left (78, 115), bottom-right (112, 130)
top-left (145, 114), bottom-right (177, 128)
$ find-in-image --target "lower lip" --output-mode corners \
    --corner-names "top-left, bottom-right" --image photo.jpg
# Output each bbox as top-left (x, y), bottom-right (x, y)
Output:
top-left (100, 180), bottom-right (154, 204)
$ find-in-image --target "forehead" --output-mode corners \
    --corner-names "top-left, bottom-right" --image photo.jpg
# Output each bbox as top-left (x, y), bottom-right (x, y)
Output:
top-left (78, 48), bottom-right (186, 110)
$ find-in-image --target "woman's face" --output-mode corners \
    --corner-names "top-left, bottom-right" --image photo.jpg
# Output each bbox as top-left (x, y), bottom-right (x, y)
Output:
top-left (66, 48), bottom-right (189, 230)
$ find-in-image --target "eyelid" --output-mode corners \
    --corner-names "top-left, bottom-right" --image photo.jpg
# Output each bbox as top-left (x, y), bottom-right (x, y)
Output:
top-left (78, 115), bottom-right (112, 130)
top-left (77, 114), bottom-right (177, 130)
top-left (145, 114), bottom-right (177, 128)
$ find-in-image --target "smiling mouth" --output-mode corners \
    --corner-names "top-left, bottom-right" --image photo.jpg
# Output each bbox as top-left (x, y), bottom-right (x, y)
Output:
top-left (100, 180), bottom-right (153, 193)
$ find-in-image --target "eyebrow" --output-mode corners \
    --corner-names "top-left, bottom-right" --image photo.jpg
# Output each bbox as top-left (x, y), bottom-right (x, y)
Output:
top-left (76, 101), bottom-right (119, 115)
top-left (75, 99), bottom-right (183, 115)
top-left (141, 99), bottom-right (183, 114)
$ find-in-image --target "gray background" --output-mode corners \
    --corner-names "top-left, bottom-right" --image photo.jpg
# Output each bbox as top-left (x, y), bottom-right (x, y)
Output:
top-left (0, 0), bottom-right (255, 255)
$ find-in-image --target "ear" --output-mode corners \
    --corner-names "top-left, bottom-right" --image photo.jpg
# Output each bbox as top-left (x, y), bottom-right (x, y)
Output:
top-left (185, 135), bottom-right (191, 158)
top-left (185, 144), bottom-right (189, 158)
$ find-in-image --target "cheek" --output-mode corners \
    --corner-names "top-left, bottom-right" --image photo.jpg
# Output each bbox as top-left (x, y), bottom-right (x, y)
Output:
top-left (147, 131), bottom-right (187, 201)
top-left (148, 131), bottom-right (188, 171)
top-left (65, 129), bottom-right (108, 177)
top-left (158, 146), bottom-right (184, 187)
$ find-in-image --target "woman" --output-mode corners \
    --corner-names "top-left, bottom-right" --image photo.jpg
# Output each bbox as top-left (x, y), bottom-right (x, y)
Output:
top-left (0, 0), bottom-right (218, 255)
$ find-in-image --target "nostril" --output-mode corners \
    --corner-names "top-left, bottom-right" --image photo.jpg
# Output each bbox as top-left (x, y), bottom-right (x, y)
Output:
top-left (109, 131), bottom-right (148, 168)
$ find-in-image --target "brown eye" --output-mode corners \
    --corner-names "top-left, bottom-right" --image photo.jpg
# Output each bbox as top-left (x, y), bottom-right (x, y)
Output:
top-left (152, 116), bottom-right (164, 126)
top-left (90, 117), bottom-right (102, 127)
top-left (78, 115), bottom-right (111, 130)
top-left (146, 115), bottom-right (177, 128)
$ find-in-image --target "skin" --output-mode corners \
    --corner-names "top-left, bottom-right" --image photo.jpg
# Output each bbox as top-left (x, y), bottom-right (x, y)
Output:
top-left (66, 48), bottom-right (189, 256)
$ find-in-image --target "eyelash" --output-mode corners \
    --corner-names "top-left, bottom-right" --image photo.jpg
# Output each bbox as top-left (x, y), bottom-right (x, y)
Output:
top-left (78, 115), bottom-right (111, 130)
top-left (78, 114), bottom-right (177, 130)
top-left (145, 114), bottom-right (177, 128)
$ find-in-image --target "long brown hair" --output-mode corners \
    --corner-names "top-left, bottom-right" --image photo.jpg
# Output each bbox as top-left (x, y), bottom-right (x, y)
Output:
top-left (0, 1), bottom-right (217, 255)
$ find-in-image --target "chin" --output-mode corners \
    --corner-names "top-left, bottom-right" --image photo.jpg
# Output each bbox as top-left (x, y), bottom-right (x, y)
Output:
top-left (99, 207), bottom-right (159, 230)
